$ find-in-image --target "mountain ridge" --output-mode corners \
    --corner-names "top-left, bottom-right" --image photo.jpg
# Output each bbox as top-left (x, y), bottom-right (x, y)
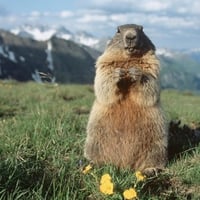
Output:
top-left (0, 29), bottom-right (96, 83)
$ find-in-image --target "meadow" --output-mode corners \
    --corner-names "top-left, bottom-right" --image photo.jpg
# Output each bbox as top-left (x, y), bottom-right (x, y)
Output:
top-left (0, 80), bottom-right (200, 200)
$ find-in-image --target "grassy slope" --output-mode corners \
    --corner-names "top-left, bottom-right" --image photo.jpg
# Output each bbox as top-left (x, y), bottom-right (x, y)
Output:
top-left (0, 81), bottom-right (200, 200)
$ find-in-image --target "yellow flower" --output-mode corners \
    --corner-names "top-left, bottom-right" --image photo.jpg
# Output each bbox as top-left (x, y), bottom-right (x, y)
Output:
top-left (82, 164), bottom-right (92, 174)
top-left (135, 171), bottom-right (146, 182)
top-left (123, 188), bottom-right (137, 200)
top-left (100, 173), bottom-right (112, 184)
top-left (99, 174), bottom-right (114, 195)
top-left (99, 180), bottom-right (114, 195)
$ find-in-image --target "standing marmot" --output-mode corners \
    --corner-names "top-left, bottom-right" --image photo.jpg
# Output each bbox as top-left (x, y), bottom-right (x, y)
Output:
top-left (84, 24), bottom-right (168, 175)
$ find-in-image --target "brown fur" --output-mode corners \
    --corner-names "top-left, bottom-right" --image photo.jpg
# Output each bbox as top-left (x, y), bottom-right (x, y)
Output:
top-left (84, 24), bottom-right (168, 173)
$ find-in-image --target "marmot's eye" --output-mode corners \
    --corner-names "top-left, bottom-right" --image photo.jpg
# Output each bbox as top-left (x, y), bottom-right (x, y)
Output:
top-left (116, 27), bottom-right (120, 33)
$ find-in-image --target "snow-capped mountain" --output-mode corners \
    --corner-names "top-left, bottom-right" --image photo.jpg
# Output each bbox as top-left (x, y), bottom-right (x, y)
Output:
top-left (0, 29), bottom-right (96, 83)
top-left (183, 48), bottom-right (200, 63)
top-left (54, 26), bottom-right (73, 40)
top-left (156, 47), bottom-right (200, 62)
top-left (156, 48), bottom-right (200, 90)
top-left (11, 24), bottom-right (57, 41)
top-left (10, 24), bottom-right (200, 56)
top-left (10, 24), bottom-right (100, 47)
top-left (156, 48), bottom-right (175, 58)
top-left (74, 31), bottom-right (99, 46)
top-left (11, 24), bottom-right (73, 41)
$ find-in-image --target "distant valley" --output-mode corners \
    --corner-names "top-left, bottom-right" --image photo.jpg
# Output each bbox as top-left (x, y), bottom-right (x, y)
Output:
top-left (0, 24), bottom-right (200, 91)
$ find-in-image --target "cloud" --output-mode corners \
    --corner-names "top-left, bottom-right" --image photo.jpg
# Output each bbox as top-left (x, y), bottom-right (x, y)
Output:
top-left (59, 11), bottom-right (74, 18)
top-left (72, 0), bottom-right (200, 33)
top-left (30, 11), bottom-right (41, 18)
top-left (77, 13), bottom-right (108, 23)
top-left (79, 0), bottom-right (200, 15)
top-left (140, 1), bottom-right (170, 11)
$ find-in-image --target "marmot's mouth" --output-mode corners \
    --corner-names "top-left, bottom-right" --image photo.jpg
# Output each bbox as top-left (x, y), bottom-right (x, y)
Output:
top-left (125, 47), bottom-right (140, 55)
top-left (128, 47), bottom-right (134, 52)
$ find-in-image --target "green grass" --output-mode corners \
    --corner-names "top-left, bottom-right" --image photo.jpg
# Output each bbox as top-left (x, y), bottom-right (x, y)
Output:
top-left (0, 80), bottom-right (200, 199)
top-left (162, 89), bottom-right (200, 125)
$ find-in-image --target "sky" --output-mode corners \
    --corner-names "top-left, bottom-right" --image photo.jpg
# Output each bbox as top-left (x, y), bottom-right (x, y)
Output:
top-left (0, 0), bottom-right (199, 49)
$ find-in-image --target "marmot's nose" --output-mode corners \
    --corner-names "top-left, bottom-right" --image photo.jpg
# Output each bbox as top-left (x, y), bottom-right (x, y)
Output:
top-left (124, 30), bottom-right (138, 49)
top-left (125, 31), bottom-right (137, 40)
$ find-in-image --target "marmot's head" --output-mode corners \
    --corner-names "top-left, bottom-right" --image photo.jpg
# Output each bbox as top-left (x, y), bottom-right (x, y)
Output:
top-left (106, 24), bottom-right (155, 56)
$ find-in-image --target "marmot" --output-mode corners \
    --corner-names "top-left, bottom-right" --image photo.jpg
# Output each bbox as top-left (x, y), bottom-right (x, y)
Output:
top-left (84, 24), bottom-right (168, 175)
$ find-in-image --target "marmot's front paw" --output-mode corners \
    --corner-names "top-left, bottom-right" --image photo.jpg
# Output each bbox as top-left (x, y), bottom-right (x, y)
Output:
top-left (128, 67), bottom-right (142, 82)
top-left (113, 68), bottom-right (127, 82)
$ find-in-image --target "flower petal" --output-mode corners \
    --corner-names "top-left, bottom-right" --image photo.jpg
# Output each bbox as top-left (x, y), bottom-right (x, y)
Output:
top-left (135, 170), bottom-right (146, 182)
top-left (123, 188), bottom-right (137, 199)
top-left (82, 164), bottom-right (92, 174)
top-left (100, 181), bottom-right (114, 195)
top-left (100, 173), bottom-right (112, 184)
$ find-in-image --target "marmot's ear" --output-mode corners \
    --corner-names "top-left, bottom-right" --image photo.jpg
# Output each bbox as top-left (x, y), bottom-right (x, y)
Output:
top-left (138, 26), bottom-right (143, 31)
top-left (116, 26), bottom-right (120, 33)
